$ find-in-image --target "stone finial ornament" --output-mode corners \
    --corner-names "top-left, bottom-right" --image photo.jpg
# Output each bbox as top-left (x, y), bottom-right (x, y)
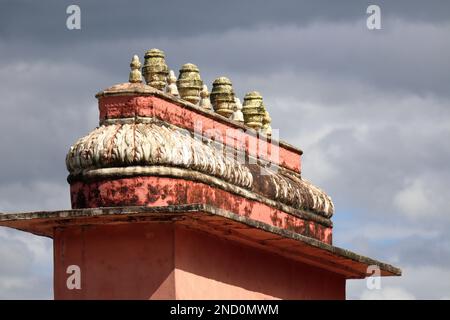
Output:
top-left (129, 55), bottom-right (142, 83)
top-left (242, 91), bottom-right (265, 130)
top-left (231, 97), bottom-right (244, 122)
top-left (176, 63), bottom-right (203, 105)
top-left (166, 70), bottom-right (179, 96)
top-left (142, 48), bottom-right (169, 90)
top-left (210, 77), bottom-right (236, 118)
top-left (199, 84), bottom-right (212, 110)
top-left (261, 110), bottom-right (272, 137)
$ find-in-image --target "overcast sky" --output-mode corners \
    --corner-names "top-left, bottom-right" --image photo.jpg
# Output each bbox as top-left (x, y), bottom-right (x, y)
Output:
top-left (0, 0), bottom-right (449, 299)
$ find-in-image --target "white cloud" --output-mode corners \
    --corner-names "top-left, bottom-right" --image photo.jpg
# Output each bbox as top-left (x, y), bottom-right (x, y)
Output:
top-left (394, 179), bottom-right (430, 217)
top-left (0, 275), bottom-right (52, 300)
top-left (348, 265), bottom-right (450, 300)
top-left (0, 228), bottom-right (52, 299)
top-left (0, 180), bottom-right (70, 213)
top-left (336, 224), bottom-right (440, 244)
top-left (394, 176), bottom-right (450, 219)
top-left (360, 286), bottom-right (416, 300)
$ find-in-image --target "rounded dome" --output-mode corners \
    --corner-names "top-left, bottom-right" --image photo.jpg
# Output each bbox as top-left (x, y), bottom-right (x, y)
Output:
top-left (66, 120), bottom-right (253, 189)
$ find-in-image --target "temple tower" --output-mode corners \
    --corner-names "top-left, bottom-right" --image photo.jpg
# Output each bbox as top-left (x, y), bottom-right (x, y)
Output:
top-left (0, 51), bottom-right (400, 299)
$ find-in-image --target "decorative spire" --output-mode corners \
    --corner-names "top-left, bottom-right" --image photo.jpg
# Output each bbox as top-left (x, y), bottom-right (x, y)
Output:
top-left (142, 48), bottom-right (169, 90)
top-left (129, 55), bottom-right (142, 83)
top-left (231, 97), bottom-right (244, 122)
top-left (166, 70), bottom-right (179, 96)
top-left (242, 91), bottom-right (264, 130)
top-left (176, 63), bottom-right (203, 105)
top-left (199, 84), bottom-right (212, 110)
top-left (210, 77), bottom-right (236, 118)
top-left (261, 110), bottom-right (272, 137)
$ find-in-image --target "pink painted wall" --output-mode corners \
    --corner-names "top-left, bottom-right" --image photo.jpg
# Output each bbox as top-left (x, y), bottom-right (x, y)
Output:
top-left (174, 225), bottom-right (344, 300)
top-left (70, 177), bottom-right (332, 244)
top-left (53, 223), bottom-right (345, 300)
top-left (99, 95), bottom-right (302, 173)
top-left (54, 223), bottom-right (176, 299)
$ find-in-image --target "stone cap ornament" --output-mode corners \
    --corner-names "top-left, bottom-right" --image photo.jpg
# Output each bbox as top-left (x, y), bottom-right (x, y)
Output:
top-left (143, 48), bottom-right (169, 90)
top-left (166, 70), bottom-right (179, 97)
top-left (176, 63), bottom-right (203, 105)
top-left (199, 84), bottom-right (212, 110)
top-left (261, 110), bottom-right (272, 137)
top-left (231, 97), bottom-right (244, 122)
top-left (242, 91), bottom-right (265, 130)
top-left (128, 55), bottom-right (142, 83)
top-left (210, 77), bottom-right (236, 118)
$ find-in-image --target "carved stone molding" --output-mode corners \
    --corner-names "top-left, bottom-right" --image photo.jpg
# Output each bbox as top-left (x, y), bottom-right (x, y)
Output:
top-left (66, 118), bottom-right (334, 218)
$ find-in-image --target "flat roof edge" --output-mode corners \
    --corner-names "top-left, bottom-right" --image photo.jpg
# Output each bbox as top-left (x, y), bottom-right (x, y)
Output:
top-left (0, 204), bottom-right (401, 278)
